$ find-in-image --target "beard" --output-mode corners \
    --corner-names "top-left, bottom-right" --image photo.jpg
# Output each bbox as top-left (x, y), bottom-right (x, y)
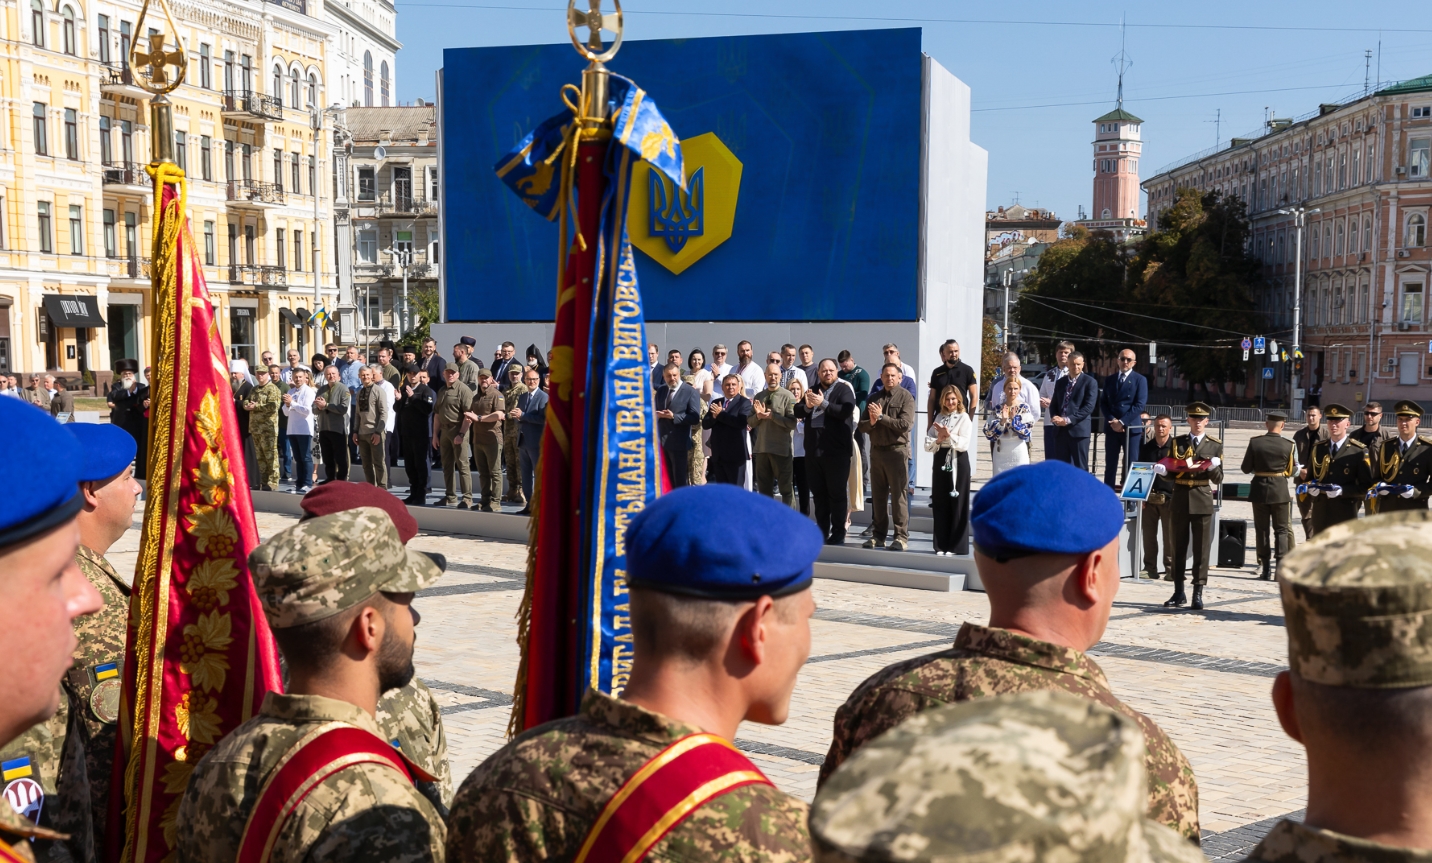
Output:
top-left (376, 627), bottom-right (416, 693)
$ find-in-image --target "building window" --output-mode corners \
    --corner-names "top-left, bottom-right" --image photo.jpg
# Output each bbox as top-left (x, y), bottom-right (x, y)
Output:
top-left (63, 109), bottom-right (77, 160)
top-left (68, 205), bottom-right (82, 255)
top-left (174, 131), bottom-right (186, 172)
top-left (1338, 150), bottom-right (1347, 189)
top-left (121, 119), bottom-right (133, 163)
top-left (103, 209), bottom-right (116, 258)
top-left (291, 153), bottom-right (301, 194)
top-left (99, 116), bottom-right (112, 164)
top-left (1368, 145), bottom-right (1376, 182)
top-left (61, 6), bottom-right (75, 55)
top-left (97, 15), bottom-right (109, 63)
top-left (273, 148), bottom-right (282, 190)
top-left (1335, 221), bottom-right (1344, 256)
top-left (293, 231), bottom-right (302, 271)
top-left (1310, 224), bottom-right (1320, 259)
top-left (30, 0), bottom-right (43, 47)
top-left (32, 103), bottom-right (47, 156)
top-left (357, 228), bottom-right (377, 263)
top-left (273, 64), bottom-right (283, 105)
top-left (244, 225), bottom-right (254, 264)
top-left (224, 50), bottom-right (234, 91)
top-left (224, 140), bottom-right (234, 182)
top-left (229, 307), bottom-right (255, 367)
top-left (380, 61), bottom-right (390, 107)
top-left (356, 166), bottom-right (375, 201)
top-left (199, 44), bottom-right (211, 89)
top-left (1349, 217), bottom-right (1358, 256)
top-left (203, 221), bottom-right (215, 265)
top-left (241, 143), bottom-right (252, 181)
top-left (1363, 215), bottom-right (1372, 253)
top-left (1352, 147), bottom-right (1360, 185)
top-left (308, 73), bottom-right (317, 108)
top-left (241, 54), bottom-right (252, 91)
top-left (363, 51), bottom-right (373, 107)
top-left (1408, 213), bottom-right (1427, 248)
top-left (1410, 138), bottom-right (1431, 179)
top-left (276, 228), bottom-right (285, 268)
top-left (37, 202), bottom-right (52, 254)
top-left (308, 155), bottom-right (316, 194)
top-left (200, 135), bottom-right (211, 181)
top-left (1403, 283), bottom-right (1425, 324)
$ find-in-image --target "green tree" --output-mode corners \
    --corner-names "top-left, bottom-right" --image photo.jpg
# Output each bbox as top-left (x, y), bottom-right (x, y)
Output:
top-left (1011, 224), bottom-right (1131, 363)
top-left (981, 316), bottom-right (1000, 389)
top-left (399, 287), bottom-right (441, 345)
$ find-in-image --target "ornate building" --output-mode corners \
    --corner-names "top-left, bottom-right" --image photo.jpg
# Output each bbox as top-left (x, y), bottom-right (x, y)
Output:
top-left (1074, 107), bottom-right (1146, 241)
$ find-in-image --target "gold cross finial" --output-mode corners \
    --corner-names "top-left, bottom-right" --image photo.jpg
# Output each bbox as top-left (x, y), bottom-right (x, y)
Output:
top-left (567, 0), bottom-right (623, 64)
top-left (128, 0), bottom-right (187, 95)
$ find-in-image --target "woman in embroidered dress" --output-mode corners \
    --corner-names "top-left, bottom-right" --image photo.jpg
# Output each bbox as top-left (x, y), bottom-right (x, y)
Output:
top-left (984, 374), bottom-right (1035, 476)
top-left (925, 385), bottom-right (971, 555)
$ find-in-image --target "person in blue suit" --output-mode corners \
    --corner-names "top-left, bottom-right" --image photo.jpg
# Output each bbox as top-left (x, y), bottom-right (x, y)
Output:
top-left (1049, 353), bottom-right (1099, 470)
top-left (1099, 348), bottom-right (1148, 488)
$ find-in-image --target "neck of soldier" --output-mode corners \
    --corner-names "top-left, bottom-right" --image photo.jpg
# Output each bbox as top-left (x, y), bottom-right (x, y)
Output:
top-left (287, 663), bottom-right (381, 717)
top-left (1304, 743), bottom-right (1432, 846)
top-left (622, 658), bottom-right (749, 742)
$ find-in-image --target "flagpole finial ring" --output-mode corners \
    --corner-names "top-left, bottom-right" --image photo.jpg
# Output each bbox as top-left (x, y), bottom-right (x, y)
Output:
top-left (568, 0), bottom-right (622, 64)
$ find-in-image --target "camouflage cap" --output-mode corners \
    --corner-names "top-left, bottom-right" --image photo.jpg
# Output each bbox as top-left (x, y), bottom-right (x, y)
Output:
top-left (809, 690), bottom-right (1204, 863)
top-left (248, 507), bottom-right (443, 628)
top-left (1279, 510), bottom-right (1432, 688)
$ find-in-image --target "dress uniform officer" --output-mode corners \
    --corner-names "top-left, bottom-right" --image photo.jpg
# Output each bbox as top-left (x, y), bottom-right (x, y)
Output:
top-left (1245, 511), bottom-right (1432, 863)
top-left (176, 508), bottom-right (447, 863)
top-left (445, 484), bottom-right (820, 862)
top-left (1292, 408), bottom-right (1328, 540)
top-left (1371, 400), bottom-right (1432, 513)
top-left (0, 400), bottom-right (105, 862)
top-left (812, 691), bottom-right (1205, 863)
top-left (433, 365), bottom-right (475, 508)
top-left (1157, 402), bottom-right (1222, 611)
top-left (1305, 403), bottom-right (1374, 534)
top-left (821, 462), bottom-right (1200, 842)
top-left (1240, 410), bottom-right (1298, 580)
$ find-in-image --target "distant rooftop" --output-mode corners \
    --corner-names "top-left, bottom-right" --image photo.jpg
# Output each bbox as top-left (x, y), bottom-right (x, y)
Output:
top-left (344, 105), bottom-right (436, 145)
top-left (1377, 73), bottom-right (1432, 96)
top-left (1094, 107), bottom-right (1143, 124)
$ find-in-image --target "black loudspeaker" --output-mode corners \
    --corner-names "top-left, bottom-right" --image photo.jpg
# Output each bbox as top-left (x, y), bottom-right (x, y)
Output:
top-left (1217, 519), bottom-right (1247, 568)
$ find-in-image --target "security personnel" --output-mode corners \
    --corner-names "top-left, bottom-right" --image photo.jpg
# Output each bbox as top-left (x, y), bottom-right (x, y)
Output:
top-left (820, 462), bottom-right (1199, 842)
top-left (1247, 511), bottom-right (1432, 863)
top-left (445, 485), bottom-right (819, 862)
top-left (297, 482), bottom-right (453, 813)
top-left (0, 400), bottom-right (105, 862)
top-left (396, 363), bottom-right (437, 506)
top-left (0, 423), bottom-right (137, 861)
top-left (501, 364), bottom-right (528, 507)
top-left (1158, 402), bottom-right (1222, 611)
top-left (1137, 414), bottom-right (1177, 580)
top-left (1372, 400), bottom-right (1432, 513)
top-left (433, 365), bottom-right (474, 509)
top-left (812, 692), bottom-right (1204, 863)
top-left (452, 337), bottom-right (480, 394)
top-left (1306, 403), bottom-right (1374, 534)
top-left (176, 508), bottom-right (446, 863)
top-left (1240, 409), bottom-right (1298, 580)
top-left (245, 365), bottom-right (283, 490)
top-left (465, 369), bottom-right (505, 513)
top-left (1292, 407), bottom-right (1328, 540)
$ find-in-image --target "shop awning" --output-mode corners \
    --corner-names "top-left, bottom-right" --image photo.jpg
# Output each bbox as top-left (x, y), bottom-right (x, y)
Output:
top-left (279, 307), bottom-right (304, 327)
top-left (43, 294), bottom-right (106, 328)
top-left (293, 307), bottom-right (309, 324)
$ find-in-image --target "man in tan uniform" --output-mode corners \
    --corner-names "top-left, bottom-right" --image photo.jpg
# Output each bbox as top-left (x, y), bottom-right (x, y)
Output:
top-left (500, 364), bottom-right (527, 506)
top-left (432, 366), bottom-right (474, 509)
top-left (464, 369), bottom-right (504, 513)
top-left (354, 366), bottom-right (389, 488)
top-left (176, 508), bottom-right (446, 863)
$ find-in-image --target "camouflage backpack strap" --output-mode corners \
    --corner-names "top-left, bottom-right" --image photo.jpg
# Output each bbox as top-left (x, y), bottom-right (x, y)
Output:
top-left (573, 733), bottom-right (772, 863)
top-left (235, 721), bottom-right (435, 863)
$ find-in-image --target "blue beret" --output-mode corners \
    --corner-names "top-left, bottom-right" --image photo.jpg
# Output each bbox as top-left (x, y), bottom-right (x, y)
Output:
top-left (972, 462), bottom-right (1124, 560)
top-left (0, 400), bottom-right (83, 547)
top-left (67, 423), bottom-right (138, 482)
top-left (626, 485), bottom-right (823, 599)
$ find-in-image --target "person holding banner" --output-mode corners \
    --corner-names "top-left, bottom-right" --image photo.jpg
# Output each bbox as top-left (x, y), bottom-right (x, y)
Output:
top-left (1372, 400), bottom-right (1432, 513)
top-left (446, 485), bottom-right (819, 862)
top-left (1305, 404), bottom-right (1374, 535)
top-left (1158, 402), bottom-right (1223, 611)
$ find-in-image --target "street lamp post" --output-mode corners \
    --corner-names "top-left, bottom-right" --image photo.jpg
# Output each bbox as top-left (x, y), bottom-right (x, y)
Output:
top-left (389, 245), bottom-right (412, 336)
top-left (1278, 205), bottom-right (1318, 420)
top-left (1002, 267), bottom-right (1012, 351)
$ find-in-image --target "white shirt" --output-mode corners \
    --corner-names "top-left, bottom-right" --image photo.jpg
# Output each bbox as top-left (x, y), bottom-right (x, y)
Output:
top-left (689, 368), bottom-right (714, 402)
top-left (1330, 436), bottom-right (1345, 454)
top-left (736, 362), bottom-right (764, 398)
top-left (378, 380), bottom-right (396, 433)
top-left (986, 376), bottom-right (1043, 425)
top-left (705, 361), bottom-right (733, 384)
top-left (283, 384), bottom-right (315, 435)
top-left (1038, 365), bottom-right (1068, 427)
top-left (0, 389), bottom-right (18, 399)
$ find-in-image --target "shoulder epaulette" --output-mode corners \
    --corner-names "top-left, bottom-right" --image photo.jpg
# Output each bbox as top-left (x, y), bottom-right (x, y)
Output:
top-left (1347, 438), bottom-right (1367, 449)
top-left (1420, 434), bottom-right (1432, 445)
top-left (1206, 435), bottom-right (1221, 445)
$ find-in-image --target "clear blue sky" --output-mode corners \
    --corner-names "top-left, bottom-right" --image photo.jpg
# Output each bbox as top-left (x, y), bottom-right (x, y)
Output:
top-left (393, 0), bottom-right (1431, 222)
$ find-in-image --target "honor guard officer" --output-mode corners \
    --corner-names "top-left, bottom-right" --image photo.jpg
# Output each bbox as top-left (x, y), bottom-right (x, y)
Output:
top-left (1305, 404), bottom-right (1374, 534)
top-left (445, 484), bottom-right (819, 863)
top-left (0, 400), bottom-right (104, 862)
top-left (0, 423), bottom-right (139, 861)
top-left (1246, 512), bottom-right (1432, 863)
top-left (1240, 409), bottom-right (1298, 580)
top-left (176, 508), bottom-right (447, 863)
top-left (820, 462), bottom-right (1200, 842)
top-left (1157, 402), bottom-right (1222, 610)
top-left (812, 692), bottom-right (1205, 863)
top-left (297, 482), bottom-right (454, 813)
top-left (1372, 400), bottom-right (1432, 513)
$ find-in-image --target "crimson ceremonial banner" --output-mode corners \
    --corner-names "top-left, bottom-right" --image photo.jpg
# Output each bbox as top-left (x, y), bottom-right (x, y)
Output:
top-left (113, 165), bottom-right (284, 863)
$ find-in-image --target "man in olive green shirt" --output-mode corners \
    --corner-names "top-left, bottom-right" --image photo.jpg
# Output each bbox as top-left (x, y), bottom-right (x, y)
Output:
top-left (433, 366), bottom-right (475, 508)
top-left (749, 363), bottom-right (797, 507)
top-left (463, 370), bottom-right (505, 513)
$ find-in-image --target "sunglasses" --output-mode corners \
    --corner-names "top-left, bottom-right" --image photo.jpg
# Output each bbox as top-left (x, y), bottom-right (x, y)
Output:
top-left (1364, 412), bottom-right (1380, 417)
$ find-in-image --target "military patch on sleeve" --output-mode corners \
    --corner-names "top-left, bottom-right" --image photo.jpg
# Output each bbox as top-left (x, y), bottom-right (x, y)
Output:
top-left (88, 662), bottom-right (122, 724)
top-left (1, 757), bottom-right (42, 824)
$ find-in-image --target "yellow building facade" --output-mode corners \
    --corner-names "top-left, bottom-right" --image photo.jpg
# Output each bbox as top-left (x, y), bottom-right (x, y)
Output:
top-left (0, 0), bottom-right (340, 386)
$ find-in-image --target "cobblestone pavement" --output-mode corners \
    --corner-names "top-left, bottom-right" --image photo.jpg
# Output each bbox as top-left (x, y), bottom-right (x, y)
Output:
top-left (107, 493), bottom-right (1307, 845)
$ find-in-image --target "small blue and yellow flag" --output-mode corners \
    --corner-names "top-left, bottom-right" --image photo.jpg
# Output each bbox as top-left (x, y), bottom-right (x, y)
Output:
top-left (311, 306), bottom-right (330, 330)
top-left (2, 757), bottom-right (33, 782)
top-left (93, 662), bottom-right (120, 682)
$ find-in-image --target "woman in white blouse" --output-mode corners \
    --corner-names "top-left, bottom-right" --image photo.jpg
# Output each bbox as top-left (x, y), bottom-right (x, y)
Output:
top-left (787, 375), bottom-right (810, 516)
top-left (282, 367), bottom-right (316, 494)
top-left (983, 373), bottom-right (1035, 475)
top-left (924, 384), bottom-right (972, 555)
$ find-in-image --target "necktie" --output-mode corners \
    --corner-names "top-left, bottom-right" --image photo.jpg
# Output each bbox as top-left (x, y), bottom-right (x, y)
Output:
top-left (1119, 373), bottom-right (1127, 385)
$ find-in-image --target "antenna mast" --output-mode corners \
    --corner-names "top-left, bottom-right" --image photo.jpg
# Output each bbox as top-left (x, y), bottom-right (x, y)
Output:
top-left (1114, 15), bottom-right (1131, 111)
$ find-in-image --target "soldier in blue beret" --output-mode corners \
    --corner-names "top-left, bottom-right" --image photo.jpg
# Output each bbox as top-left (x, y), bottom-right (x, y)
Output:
top-left (0, 422), bottom-right (139, 860)
top-left (447, 485), bottom-right (821, 862)
top-left (822, 461), bottom-right (1202, 842)
top-left (0, 401), bottom-right (104, 858)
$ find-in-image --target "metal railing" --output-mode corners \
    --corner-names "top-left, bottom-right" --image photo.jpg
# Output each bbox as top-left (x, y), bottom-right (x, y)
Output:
top-left (228, 264), bottom-right (287, 288)
top-left (374, 194), bottom-right (437, 216)
top-left (220, 89), bottom-right (283, 121)
top-left (99, 61), bottom-right (139, 89)
top-left (102, 161), bottom-right (151, 188)
top-left (105, 256), bottom-right (151, 280)
top-left (226, 180), bottom-right (285, 205)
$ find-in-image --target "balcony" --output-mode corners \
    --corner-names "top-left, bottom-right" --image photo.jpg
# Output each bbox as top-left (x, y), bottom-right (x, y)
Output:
top-left (228, 264), bottom-right (287, 289)
top-left (227, 180), bottom-right (286, 207)
top-left (102, 161), bottom-right (152, 192)
top-left (106, 256), bottom-right (152, 283)
top-left (99, 62), bottom-right (149, 99)
top-left (374, 193), bottom-right (438, 217)
top-left (220, 90), bottom-right (283, 122)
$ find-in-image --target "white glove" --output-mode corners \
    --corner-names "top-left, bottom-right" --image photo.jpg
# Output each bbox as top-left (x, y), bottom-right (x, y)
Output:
top-left (1208, 457), bottom-right (1221, 469)
top-left (1307, 486), bottom-right (1321, 497)
top-left (1153, 463), bottom-right (1168, 476)
top-left (1402, 487), bottom-right (1418, 499)
top-left (1325, 485), bottom-right (1343, 499)
top-left (1378, 486), bottom-right (1392, 496)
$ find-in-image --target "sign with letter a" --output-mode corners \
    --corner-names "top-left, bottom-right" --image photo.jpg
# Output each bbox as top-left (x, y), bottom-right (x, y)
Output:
top-left (1120, 463), bottom-right (1158, 502)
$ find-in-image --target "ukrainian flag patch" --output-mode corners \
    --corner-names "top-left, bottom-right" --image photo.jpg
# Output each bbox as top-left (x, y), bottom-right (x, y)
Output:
top-left (1, 757), bottom-right (32, 782)
top-left (93, 662), bottom-right (120, 681)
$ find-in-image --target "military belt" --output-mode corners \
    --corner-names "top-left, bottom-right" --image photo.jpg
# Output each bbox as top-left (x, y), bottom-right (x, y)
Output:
top-left (1175, 479), bottom-right (1210, 487)
top-left (1253, 472), bottom-right (1287, 477)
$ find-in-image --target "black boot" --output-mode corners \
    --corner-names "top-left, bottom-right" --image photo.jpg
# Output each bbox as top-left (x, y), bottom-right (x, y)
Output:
top-left (1163, 579), bottom-right (1187, 608)
top-left (1191, 584), bottom-right (1204, 610)
top-left (1260, 560), bottom-right (1272, 581)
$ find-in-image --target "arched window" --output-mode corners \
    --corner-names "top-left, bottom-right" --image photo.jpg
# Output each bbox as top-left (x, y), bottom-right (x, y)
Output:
top-left (1322, 225), bottom-right (1332, 259)
top-left (1363, 215), bottom-right (1372, 252)
top-left (307, 72), bottom-right (317, 108)
top-left (363, 51), bottom-right (373, 107)
top-left (1310, 224), bottom-right (1320, 260)
top-left (380, 61), bottom-right (389, 107)
top-left (273, 64), bottom-right (284, 105)
top-left (30, 0), bottom-right (44, 47)
top-left (289, 68), bottom-right (300, 110)
top-left (1348, 218), bottom-right (1358, 256)
top-left (60, 6), bottom-right (74, 55)
top-left (1335, 221), bottom-right (1344, 256)
top-left (1408, 213), bottom-right (1427, 248)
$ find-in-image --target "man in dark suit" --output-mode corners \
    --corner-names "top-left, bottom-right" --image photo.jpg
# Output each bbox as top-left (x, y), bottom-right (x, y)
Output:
top-left (396, 362), bottom-right (436, 505)
top-left (794, 359), bottom-right (858, 544)
top-left (702, 373), bottom-right (752, 486)
top-left (514, 367), bottom-right (548, 514)
top-left (1100, 349), bottom-right (1148, 488)
top-left (654, 363), bottom-right (701, 488)
top-left (1050, 352), bottom-right (1098, 469)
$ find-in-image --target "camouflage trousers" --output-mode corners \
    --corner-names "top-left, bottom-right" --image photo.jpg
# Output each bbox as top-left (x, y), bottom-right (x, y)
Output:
top-left (503, 430), bottom-right (525, 504)
top-left (252, 428), bottom-right (279, 490)
top-left (688, 424), bottom-right (706, 485)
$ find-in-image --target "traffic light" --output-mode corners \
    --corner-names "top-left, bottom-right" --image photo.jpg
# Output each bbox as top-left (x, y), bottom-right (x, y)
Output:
top-left (1293, 357), bottom-right (1304, 375)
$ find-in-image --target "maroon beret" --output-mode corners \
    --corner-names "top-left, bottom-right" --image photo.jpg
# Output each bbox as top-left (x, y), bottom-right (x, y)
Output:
top-left (300, 481), bottom-right (419, 543)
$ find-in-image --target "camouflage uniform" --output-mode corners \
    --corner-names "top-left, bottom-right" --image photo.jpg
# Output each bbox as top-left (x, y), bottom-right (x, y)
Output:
top-left (500, 381), bottom-right (527, 504)
top-left (1244, 510), bottom-right (1432, 863)
top-left (683, 373), bottom-right (707, 486)
top-left (812, 690), bottom-right (1206, 863)
top-left (0, 545), bottom-right (130, 863)
top-left (820, 622), bottom-right (1200, 842)
top-left (0, 796), bottom-right (68, 863)
top-left (446, 690), bottom-right (812, 862)
top-left (177, 508), bottom-right (447, 863)
top-left (249, 380), bottom-right (282, 490)
top-left (377, 678), bottom-right (453, 814)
